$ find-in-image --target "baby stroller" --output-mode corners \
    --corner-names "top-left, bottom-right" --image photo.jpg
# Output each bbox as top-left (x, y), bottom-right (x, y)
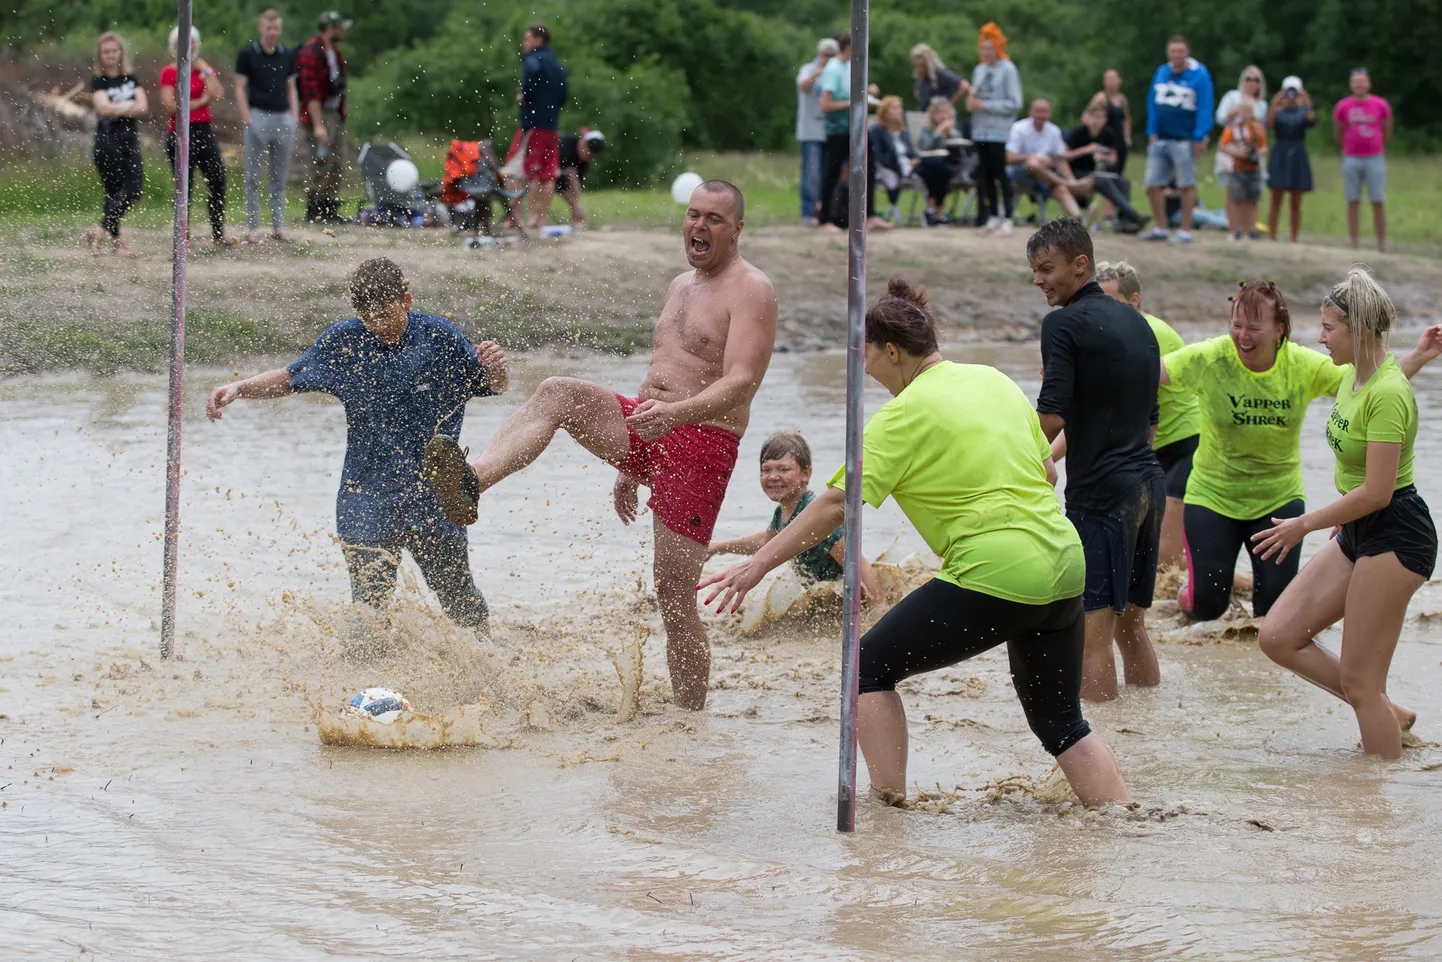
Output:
top-left (356, 141), bottom-right (426, 226)
top-left (437, 139), bottom-right (527, 240)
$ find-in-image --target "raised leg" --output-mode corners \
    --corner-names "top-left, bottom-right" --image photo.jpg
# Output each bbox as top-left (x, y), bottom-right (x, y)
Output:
top-left (653, 518), bottom-right (711, 710)
top-left (1339, 553), bottom-right (1424, 758)
top-left (469, 377), bottom-right (632, 494)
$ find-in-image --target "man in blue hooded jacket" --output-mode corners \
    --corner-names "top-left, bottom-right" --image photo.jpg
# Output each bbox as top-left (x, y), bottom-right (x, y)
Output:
top-left (1140, 35), bottom-right (1213, 244)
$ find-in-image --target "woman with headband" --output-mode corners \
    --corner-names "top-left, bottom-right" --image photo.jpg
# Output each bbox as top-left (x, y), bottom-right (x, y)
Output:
top-left (1253, 269), bottom-right (1439, 758)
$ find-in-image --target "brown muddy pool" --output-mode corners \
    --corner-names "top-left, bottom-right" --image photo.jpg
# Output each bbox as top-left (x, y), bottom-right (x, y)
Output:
top-left (2, 342), bottom-right (1441, 960)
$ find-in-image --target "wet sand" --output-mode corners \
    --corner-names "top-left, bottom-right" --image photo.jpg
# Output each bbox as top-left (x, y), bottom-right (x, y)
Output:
top-left (3, 344), bottom-right (1442, 960)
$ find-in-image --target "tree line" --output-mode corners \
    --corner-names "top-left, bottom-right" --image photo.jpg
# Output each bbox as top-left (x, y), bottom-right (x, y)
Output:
top-left (5, 0), bottom-right (1439, 187)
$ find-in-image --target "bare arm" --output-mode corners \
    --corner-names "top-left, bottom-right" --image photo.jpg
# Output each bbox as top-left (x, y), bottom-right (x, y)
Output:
top-left (287, 76), bottom-right (301, 124)
top-left (1252, 442), bottom-right (1402, 562)
top-left (206, 367), bottom-right (293, 421)
top-left (707, 527), bottom-right (774, 558)
top-left (1122, 95), bottom-right (1132, 145)
top-left (699, 486), bottom-right (848, 613)
top-left (625, 276), bottom-right (778, 439)
top-left (1397, 325), bottom-right (1442, 379)
top-left (235, 74), bottom-right (251, 125)
top-left (1044, 455), bottom-right (1059, 488)
top-left (827, 537), bottom-right (885, 606)
top-left (160, 83), bottom-right (177, 116)
top-left (799, 66), bottom-right (820, 93)
top-left (199, 60), bottom-right (224, 103)
top-left (1383, 114), bottom-right (1394, 145)
top-left (820, 90), bottom-right (849, 114)
top-left (1038, 412), bottom-right (1065, 442)
top-left (1159, 358), bottom-right (1172, 386)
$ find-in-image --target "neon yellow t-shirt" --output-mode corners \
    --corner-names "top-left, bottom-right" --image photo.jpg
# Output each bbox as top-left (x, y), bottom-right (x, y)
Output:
top-left (827, 361), bottom-right (1084, 605)
top-left (1164, 336), bottom-right (1346, 519)
top-left (1145, 313), bottom-right (1201, 449)
top-left (1326, 355), bottom-right (1417, 494)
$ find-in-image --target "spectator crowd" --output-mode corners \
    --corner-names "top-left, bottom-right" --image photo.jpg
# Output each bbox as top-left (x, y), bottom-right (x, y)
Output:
top-left (794, 26), bottom-right (1394, 251)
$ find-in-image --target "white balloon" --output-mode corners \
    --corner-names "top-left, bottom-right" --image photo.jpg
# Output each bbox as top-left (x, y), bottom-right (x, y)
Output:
top-left (670, 171), bottom-right (704, 205)
top-left (385, 159), bottom-right (420, 193)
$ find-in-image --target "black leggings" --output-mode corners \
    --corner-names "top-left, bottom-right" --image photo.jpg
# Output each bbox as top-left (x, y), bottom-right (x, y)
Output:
top-left (342, 527), bottom-right (489, 630)
top-left (917, 156), bottom-right (952, 205)
top-left (165, 121), bottom-right (227, 240)
top-left (94, 131), bottom-right (144, 237)
top-left (1181, 500), bottom-right (1304, 621)
top-left (820, 132), bottom-right (850, 226)
top-left (859, 579), bottom-right (1091, 757)
top-left (974, 140), bottom-right (1014, 223)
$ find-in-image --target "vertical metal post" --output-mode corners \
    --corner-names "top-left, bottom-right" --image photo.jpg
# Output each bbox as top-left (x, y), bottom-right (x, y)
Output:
top-left (160, 0), bottom-right (193, 661)
top-left (836, 0), bottom-right (869, 833)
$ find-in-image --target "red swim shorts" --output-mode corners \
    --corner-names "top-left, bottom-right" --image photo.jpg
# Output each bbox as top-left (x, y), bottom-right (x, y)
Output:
top-left (505, 128), bottom-right (559, 182)
top-left (613, 394), bottom-right (740, 545)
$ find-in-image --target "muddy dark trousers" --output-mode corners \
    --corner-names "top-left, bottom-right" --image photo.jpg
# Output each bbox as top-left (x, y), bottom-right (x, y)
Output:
top-left (164, 121), bottom-right (228, 240)
top-left (1090, 172), bottom-right (1147, 227)
top-left (342, 526), bottom-right (489, 631)
top-left (94, 130), bottom-right (144, 237)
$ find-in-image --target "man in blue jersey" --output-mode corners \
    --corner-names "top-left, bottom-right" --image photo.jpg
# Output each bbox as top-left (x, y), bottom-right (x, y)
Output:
top-left (205, 258), bottom-right (509, 638)
top-left (1140, 35), bottom-right (1213, 244)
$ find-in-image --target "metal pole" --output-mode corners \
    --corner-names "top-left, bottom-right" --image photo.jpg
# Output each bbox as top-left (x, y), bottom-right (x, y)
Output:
top-left (160, 0), bottom-right (193, 661)
top-left (836, 0), bottom-right (869, 833)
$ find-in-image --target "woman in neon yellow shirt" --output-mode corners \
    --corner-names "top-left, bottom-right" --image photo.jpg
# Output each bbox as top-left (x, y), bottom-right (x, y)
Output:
top-left (699, 279), bottom-right (1129, 806)
top-left (1160, 282), bottom-right (1439, 621)
top-left (1252, 269), bottom-right (1434, 759)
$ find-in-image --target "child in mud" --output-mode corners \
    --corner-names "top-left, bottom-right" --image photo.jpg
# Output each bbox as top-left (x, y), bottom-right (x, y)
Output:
top-left (204, 257), bottom-right (509, 639)
top-left (707, 430), bottom-right (883, 606)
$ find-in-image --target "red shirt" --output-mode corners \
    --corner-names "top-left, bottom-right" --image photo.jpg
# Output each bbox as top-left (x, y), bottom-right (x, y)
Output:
top-left (159, 64), bottom-right (212, 133)
top-left (296, 35), bottom-right (346, 126)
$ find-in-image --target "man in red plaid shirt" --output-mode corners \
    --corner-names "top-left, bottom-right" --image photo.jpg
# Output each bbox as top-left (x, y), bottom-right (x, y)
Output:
top-left (297, 10), bottom-right (351, 223)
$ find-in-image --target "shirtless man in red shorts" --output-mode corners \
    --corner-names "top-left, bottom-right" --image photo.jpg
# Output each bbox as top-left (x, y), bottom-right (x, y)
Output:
top-left (424, 180), bottom-right (778, 710)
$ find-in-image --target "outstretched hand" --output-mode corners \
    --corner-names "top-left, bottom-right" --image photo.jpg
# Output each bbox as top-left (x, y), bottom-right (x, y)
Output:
top-left (476, 340), bottom-right (509, 393)
top-left (206, 383), bottom-right (241, 421)
top-left (1250, 514), bottom-right (1310, 563)
top-left (696, 559), bottom-right (766, 614)
top-left (1413, 324), bottom-right (1442, 365)
top-left (625, 398), bottom-right (677, 441)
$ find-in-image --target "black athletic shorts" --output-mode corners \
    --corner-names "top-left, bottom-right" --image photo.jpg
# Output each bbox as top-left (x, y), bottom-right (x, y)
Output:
top-left (1154, 433), bottom-right (1199, 501)
top-left (1067, 475), bottom-right (1166, 614)
top-left (859, 579), bottom-right (1091, 757)
top-left (1336, 484), bottom-right (1437, 579)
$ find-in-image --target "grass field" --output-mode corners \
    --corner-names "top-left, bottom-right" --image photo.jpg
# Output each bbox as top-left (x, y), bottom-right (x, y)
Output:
top-left (2, 141), bottom-right (1439, 252)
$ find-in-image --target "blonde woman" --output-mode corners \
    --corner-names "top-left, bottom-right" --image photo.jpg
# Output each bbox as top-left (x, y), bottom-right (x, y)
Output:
top-left (160, 26), bottom-right (235, 246)
top-left (910, 42), bottom-right (966, 113)
top-left (915, 97), bottom-right (959, 224)
top-left (869, 96), bottom-right (917, 219)
top-left (88, 32), bottom-right (148, 255)
top-left (1253, 270), bottom-right (1440, 759)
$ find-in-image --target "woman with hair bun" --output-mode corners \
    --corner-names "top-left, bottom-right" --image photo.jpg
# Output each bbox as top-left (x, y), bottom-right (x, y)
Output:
top-left (1253, 269), bottom-right (1441, 758)
top-left (700, 278), bottom-right (1130, 807)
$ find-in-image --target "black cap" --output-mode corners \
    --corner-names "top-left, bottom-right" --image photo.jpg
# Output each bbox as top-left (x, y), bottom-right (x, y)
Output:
top-left (317, 10), bottom-right (353, 29)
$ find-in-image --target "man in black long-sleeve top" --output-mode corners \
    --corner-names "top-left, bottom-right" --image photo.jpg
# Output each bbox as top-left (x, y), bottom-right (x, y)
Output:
top-left (1030, 218), bottom-right (1165, 703)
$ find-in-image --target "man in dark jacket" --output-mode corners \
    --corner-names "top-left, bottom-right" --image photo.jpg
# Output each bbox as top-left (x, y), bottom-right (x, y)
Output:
top-left (502, 23), bottom-right (568, 229)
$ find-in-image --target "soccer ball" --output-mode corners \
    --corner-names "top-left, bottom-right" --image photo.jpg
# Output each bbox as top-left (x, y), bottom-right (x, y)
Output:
top-left (346, 688), bottom-right (412, 724)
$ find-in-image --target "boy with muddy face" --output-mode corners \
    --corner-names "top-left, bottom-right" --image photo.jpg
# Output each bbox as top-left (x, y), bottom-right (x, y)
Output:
top-left (424, 180), bottom-right (778, 711)
top-left (206, 257), bottom-right (510, 638)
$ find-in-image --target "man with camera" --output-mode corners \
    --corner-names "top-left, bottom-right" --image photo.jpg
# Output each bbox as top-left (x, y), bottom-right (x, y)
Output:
top-left (1064, 103), bottom-right (1150, 233)
top-left (297, 9), bottom-right (351, 224)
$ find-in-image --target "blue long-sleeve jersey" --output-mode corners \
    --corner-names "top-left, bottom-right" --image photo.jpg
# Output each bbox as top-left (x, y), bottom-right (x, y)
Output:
top-left (1146, 58), bottom-right (1214, 142)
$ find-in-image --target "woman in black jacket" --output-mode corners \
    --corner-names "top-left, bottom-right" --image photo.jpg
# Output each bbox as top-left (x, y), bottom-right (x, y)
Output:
top-left (869, 96), bottom-right (918, 224)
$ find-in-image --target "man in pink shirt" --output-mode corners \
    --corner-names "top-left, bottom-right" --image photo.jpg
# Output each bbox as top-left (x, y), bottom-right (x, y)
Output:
top-left (1333, 67), bottom-right (1392, 251)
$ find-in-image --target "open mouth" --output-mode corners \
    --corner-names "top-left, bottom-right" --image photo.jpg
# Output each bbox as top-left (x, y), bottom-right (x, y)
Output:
top-left (689, 236), bottom-right (712, 257)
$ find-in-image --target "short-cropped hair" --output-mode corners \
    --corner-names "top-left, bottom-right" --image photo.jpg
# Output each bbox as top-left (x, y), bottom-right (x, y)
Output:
top-left (1026, 217), bottom-right (1094, 268)
top-left (350, 257), bottom-right (408, 315)
top-left (759, 430), bottom-right (812, 472)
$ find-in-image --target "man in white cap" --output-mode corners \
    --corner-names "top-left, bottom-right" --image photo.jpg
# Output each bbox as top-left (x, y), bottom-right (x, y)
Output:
top-left (553, 127), bottom-right (606, 228)
top-left (796, 38), bottom-right (839, 225)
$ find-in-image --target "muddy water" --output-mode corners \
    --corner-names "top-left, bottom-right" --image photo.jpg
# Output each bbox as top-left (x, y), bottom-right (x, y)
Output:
top-left (3, 343), bottom-right (1442, 961)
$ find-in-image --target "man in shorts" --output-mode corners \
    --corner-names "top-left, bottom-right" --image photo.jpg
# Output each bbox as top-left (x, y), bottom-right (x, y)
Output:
top-left (505, 23), bottom-right (568, 230)
top-left (1140, 35), bottom-right (1213, 244)
top-left (1004, 99), bottom-right (1084, 219)
top-left (1333, 67), bottom-right (1392, 252)
top-left (1030, 218), bottom-right (1166, 702)
top-left (424, 181), bottom-right (778, 710)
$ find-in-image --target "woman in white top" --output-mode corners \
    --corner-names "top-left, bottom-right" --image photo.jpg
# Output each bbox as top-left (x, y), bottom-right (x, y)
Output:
top-left (1215, 66), bottom-right (1268, 233)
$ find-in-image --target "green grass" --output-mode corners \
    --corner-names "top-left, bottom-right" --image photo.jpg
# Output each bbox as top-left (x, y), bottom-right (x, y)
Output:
top-left (2, 141), bottom-right (1438, 249)
top-left (6, 307), bottom-right (290, 374)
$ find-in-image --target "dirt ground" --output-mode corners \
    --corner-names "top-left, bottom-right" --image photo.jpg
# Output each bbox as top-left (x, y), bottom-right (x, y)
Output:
top-left (4, 222), bottom-right (1442, 372)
